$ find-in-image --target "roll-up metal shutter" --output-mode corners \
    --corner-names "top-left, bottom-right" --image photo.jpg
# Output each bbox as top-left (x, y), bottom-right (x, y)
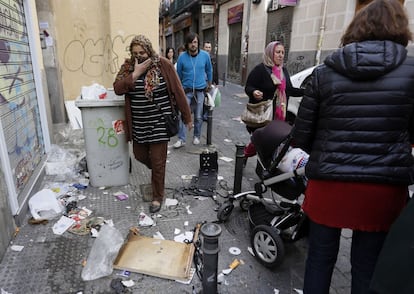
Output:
top-left (0, 0), bottom-right (45, 200)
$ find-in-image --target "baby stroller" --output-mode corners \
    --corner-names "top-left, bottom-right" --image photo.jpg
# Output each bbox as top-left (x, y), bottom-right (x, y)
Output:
top-left (217, 120), bottom-right (309, 268)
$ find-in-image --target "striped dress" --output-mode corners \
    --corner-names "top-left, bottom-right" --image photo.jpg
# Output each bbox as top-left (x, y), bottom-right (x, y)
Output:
top-left (129, 75), bottom-right (172, 143)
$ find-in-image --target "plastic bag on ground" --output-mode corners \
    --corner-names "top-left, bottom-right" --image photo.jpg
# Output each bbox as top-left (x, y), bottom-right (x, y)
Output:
top-left (81, 224), bottom-right (124, 281)
top-left (28, 189), bottom-right (65, 220)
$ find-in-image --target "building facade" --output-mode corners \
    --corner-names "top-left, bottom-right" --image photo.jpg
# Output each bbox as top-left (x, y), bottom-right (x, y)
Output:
top-left (159, 0), bottom-right (414, 85)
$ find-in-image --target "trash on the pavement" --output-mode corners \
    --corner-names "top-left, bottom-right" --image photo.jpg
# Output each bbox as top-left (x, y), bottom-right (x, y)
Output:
top-left (229, 258), bottom-right (241, 270)
top-left (247, 246), bottom-right (255, 256)
top-left (153, 231), bottom-right (165, 240)
top-left (229, 246), bottom-right (241, 255)
top-left (293, 289), bottom-right (303, 294)
top-left (113, 229), bottom-right (196, 281)
top-left (121, 280), bottom-right (135, 287)
top-left (184, 221), bottom-right (189, 227)
top-left (114, 191), bottom-right (128, 201)
top-left (81, 224), bottom-right (124, 281)
top-left (52, 215), bottom-right (75, 235)
top-left (29, 188), bottom-right (65, 220)
top-left (219, 156), bottom-right (233, 162)
top-left (1, 288), bottom-right (12, 294)
top-left (110, 278), bottom-right (126, 293)
top-left (117, 270), bottom-right (131, 277)
top-left (181, 174), bottom-right (195, 180)
top-left (10, 245), bottom-right (24, 252)
top-left (175, 267), bottom-right (196, 284)
top-left (185, 205), bottom-right (193, 215)
top-left (91, 228), bottom-right (99, 238)
top-left (274, 289), bottom-right (280, 294)
top-left (217, 272), bottom-right (225, 283)
top-left (174, 228), bottom-right (181, 235)
top-left (45, 145), bottom-right (78, 176)
top-left (165, 198), bottom-right (178, 207)
top-left (138, 212), bottom-right (154, 227)
top-left (174, 231), bottom-right (194, 243)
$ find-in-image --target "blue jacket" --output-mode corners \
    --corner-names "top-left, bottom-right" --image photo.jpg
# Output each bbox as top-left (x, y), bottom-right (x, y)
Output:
top-left (293, 40), bottom-right (414, 185)
top-left (176, 50), bottom-right (212, 90)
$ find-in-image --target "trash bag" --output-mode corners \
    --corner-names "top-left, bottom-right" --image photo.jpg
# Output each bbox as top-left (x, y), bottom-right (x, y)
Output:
top-left (81, 224), bottom-right (124, 281)
top-left (28, 189), bottom-right (65, 220)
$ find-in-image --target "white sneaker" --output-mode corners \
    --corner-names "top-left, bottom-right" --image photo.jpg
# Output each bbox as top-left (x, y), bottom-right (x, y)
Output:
top-left (193, 137), bottom-right (200, 145)
top-left (173, 139), bottom-right (185, 149)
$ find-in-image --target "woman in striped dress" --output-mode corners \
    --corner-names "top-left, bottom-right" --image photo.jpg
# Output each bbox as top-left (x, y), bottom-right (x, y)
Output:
top-left (114, 35), bottom-right (192, 213)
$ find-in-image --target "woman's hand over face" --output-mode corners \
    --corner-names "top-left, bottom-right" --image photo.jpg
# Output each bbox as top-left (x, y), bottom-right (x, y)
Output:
top-left (132, 58), bottom-right (151, 79)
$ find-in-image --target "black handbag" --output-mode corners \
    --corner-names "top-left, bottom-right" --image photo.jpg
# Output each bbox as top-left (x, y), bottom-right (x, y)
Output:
top-left (164, 111), bottom-right (179, 137)
top-left (152, 99), bottom-right (179, 137)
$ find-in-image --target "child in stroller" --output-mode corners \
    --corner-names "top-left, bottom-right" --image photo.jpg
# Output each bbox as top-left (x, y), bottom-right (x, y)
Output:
top-left (217, 120), bottom-right (309, 268)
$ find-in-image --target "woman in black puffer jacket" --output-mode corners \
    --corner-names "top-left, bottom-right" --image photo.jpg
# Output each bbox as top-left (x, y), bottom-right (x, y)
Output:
top-left (292, 0), bottom-right (414, 293)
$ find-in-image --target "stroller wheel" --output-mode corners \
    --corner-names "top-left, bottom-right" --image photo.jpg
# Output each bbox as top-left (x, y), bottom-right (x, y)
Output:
top-left (217, 201), bottom-right (234, 222)
top-left (251, 225), bottom-right (285, 268)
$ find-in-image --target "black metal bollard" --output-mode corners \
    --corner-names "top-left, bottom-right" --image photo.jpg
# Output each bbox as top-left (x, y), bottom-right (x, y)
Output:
top-left (222, 72), bottom-right (226, 87)
top-left (201, 222), bottom-right (222, 294)
top-left (206, 109), bottom-right (213, 146)
top-left (233, 143), bottom-right (245, 195)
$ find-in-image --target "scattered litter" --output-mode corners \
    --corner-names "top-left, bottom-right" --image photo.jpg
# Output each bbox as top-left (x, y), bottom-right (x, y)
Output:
top-left (77, 194), bottom-right (87, 201)
top-left (165, 198), bottom-right (178, 207)
top-left (217, 272), bottom-right (225, 283)
top-left (174, 231), bottom-right (194, 243)
top-left (219, 156), bottom-right (233, 163)
top-left (1, 289), bottom-right (12, 294)
top-left (52, 216), bottom-right (75, 235)
top-left (229, 247), bottom-right (241, 255)
top-left (222, 268), bottom-right (232, 275)
top-left (110, 278), bottom-right (126, 293)
top-left (229, 258), bottom-right (241, 270)
top-left (99, 186), bottom-right (106, 190)
top-left (91, 228), bottom-right (99, 238)
top-left (10, 245), bottom-right (24, 252)
top-left (185, 205), bottom-right (193, 215)
top-left (114, 191), bottom-right (129, 201)
top-left (121, 280), bottom-right (135, 287)
top-left (247, 246), bottom-right (255, 256)
top-left (175, 268), bottom-right (196, 284)
top-left (153, 231), bottom-right (165, 240)
top-left (117, 270), bottom-right (131, 277)
top-left (138, 212), bottom-right (154, 227)
top-left (224, 139), bottom-right (232, 143)
top-left (181, 175), bottom-right (195, 180)
top-left (184, 221), bottom-right (189, 227)
top-left (73, 183), bottom-right (87, 190)
top-left (174, 228), bottom-right (181, 235)
top-left (217, 175), bottom-right (224, 180)
top-left (274, 289), bottom-right (280, 294)
top-left (28, 188), bottom-right (65, 220)
top-left (293, 289), bottom-right (303, 294)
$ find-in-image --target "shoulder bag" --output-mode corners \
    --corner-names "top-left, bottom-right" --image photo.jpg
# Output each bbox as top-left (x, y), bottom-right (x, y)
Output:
top-left (152, 99), bottom-right (179, 137)
top-left (241, 99), bottom-right (274, 128)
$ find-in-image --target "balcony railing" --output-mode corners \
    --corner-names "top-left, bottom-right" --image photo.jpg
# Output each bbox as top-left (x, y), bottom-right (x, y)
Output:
top-left (170, 0), bottom-right (199, 17)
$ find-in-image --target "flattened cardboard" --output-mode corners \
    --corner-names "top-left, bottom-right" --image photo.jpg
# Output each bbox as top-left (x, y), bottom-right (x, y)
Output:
top-left (113, 233), bottom-right (194, 280)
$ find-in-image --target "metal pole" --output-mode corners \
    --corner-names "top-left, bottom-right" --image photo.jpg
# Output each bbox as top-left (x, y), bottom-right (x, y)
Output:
top-left (206, 109), bottom-right (213, 145)
top-left (233, 143), bottom-right (245, 194)
top-left (201, 223), bottom-right (222, 294)
top-left (222, 72), bottom-right (226, 86)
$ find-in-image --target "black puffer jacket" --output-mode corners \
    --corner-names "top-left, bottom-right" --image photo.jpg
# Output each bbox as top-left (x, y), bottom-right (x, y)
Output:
top-left (293, 40), bottom-right (414, 185)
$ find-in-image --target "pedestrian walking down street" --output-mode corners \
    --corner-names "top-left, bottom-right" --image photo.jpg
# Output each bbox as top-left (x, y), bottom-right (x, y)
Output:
top-left (113, 35), bottom-right (192, 213)
top-left (173, 32), bottom-right (213, 148)
top-left (292, 0), bottom-right (414, 293)
top-left (243, 41), bottom-right (303, 165)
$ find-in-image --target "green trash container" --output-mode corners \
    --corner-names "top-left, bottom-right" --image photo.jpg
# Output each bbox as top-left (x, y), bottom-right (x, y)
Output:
top-left (75, 97), bottom-right (129, 187)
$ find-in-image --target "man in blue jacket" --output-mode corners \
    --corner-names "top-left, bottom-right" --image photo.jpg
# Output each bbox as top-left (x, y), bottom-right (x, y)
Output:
top-left (173, 32), bottom-right (212, 148)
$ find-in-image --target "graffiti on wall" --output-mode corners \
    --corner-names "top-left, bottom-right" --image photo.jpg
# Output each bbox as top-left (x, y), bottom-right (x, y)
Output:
top-left (63, 34), bottom-right (135, 77)
top-left (0, 0), bottom-right (44, 192)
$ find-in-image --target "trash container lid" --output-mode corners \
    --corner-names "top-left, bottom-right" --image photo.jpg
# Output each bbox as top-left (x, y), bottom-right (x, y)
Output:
top-left (75, 98), bottom-right (125, 108)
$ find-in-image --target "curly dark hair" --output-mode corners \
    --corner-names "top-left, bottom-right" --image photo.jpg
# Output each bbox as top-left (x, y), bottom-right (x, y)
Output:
top-left (341, 0), bottom-right (412, 46)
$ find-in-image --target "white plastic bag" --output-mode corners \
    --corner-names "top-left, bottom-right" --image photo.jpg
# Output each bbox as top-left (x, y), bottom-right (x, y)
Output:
top-left (28, 189), bottom-right (65, 220)
top-left (81, 224), bottom-right (124, 281)
top-left (278, 148), bottom-right (309, 173)
top-left (80, 83), bottom-right (107, 100)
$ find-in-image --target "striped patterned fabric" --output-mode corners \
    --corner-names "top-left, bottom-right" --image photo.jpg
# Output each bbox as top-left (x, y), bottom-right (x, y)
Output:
top-left (130, 76), bottom-right (171, 143)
